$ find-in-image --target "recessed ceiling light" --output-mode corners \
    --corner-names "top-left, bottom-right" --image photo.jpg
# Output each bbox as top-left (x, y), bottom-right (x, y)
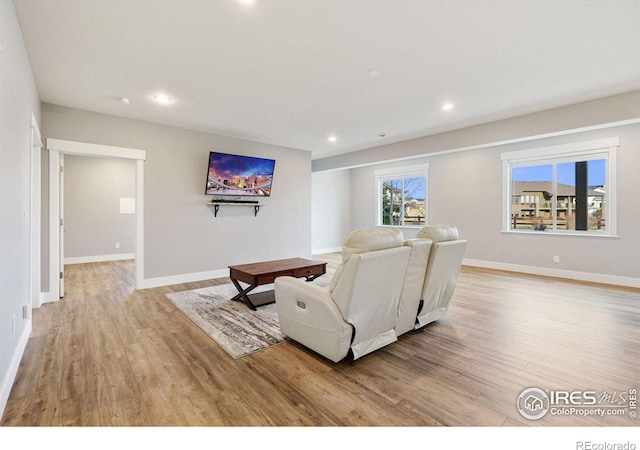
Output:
top-left (238, 0), bottom-right (256, 4)
top-left (368, 68), bottom-right (382, 77)
top-left (442, 102), bottom-right (455, 111)
top-left (153, 94), bottom-right (172, 105)
top-left (328, 135), bottom-right (337, 143)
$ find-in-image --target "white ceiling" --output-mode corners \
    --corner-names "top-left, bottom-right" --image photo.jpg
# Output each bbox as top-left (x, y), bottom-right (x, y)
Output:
top-left (13, 0), bottom-right (640, 160)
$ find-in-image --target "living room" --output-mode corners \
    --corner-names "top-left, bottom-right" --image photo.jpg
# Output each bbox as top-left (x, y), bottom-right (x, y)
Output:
top-left (1, 0), bottom-right (639, 447)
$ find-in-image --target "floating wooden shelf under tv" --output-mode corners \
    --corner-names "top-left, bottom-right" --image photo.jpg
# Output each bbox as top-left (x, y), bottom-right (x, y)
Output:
top-left (208, 202), bottom-right (262, 217)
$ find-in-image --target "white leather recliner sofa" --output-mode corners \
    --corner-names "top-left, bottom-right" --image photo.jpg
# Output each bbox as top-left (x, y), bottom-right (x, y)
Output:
top-left (275, 225), bottom-right (466, 363)
top-left (274, 228), bottom-right (411, 363)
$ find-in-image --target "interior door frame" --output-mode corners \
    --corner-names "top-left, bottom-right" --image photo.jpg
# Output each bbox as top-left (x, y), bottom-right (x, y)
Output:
top-left (47, 139), bottom-right (146, 301)
top-left (59, 153), bottom-right (64, 297)
top-left (30, 115), bottom-right (43, 311)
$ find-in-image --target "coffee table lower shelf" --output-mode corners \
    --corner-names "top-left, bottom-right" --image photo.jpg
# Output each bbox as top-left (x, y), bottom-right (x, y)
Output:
top-left (228, 257), bottom-right (327, 311)
top-left (244, 289), bottom-right (276, 308)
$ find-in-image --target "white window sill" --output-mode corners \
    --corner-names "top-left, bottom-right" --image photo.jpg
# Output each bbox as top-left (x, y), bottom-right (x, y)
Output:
top-left (501, 230), bottom-right (620, 238)
top-left (376, 225), bottom-right (424, 230)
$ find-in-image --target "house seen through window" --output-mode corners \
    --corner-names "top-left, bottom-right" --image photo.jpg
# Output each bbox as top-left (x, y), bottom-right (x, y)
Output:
top-left (511, 161), bottom-right (606, 231)
top-left (502, 138), bottom-right (618, 235)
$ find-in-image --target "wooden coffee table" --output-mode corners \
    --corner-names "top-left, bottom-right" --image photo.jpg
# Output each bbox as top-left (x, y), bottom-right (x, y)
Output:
top-left (228, 257), bottom-right (327, 310)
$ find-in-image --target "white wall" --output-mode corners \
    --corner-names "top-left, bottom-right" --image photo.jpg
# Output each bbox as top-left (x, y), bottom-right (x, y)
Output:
top-left (63, 155), bottom-right (136, 262)
top-left (0, 0), bottom-right (41, 420)
top-left (311, 170), bottom-right (352, 253)
top-left (41, 104), bottom-right (312, 287)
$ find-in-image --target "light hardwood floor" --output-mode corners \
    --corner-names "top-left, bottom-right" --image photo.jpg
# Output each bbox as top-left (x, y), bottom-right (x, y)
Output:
top-left (2, 255), bottom-right (639, 426)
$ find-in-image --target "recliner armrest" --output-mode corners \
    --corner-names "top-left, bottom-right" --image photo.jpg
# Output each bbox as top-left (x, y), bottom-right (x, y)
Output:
top-left (274, 276), bottom-right (353, 362)
top-left (275, 276), bottom-right (347, 325)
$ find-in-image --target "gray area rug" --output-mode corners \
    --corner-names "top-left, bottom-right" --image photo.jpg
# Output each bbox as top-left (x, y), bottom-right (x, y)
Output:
top-left (165, 283), bottom-right (287, 359)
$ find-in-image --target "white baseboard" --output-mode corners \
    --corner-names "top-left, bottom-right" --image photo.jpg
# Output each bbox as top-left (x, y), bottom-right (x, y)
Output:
top-left (463, 258), bottom-right (640, 288)
top-left (51, 256), bottom-right (640, 292)
top-left (312, 246), bottom-right (342, 255)
top-left (64, 253), bottom-right (135, 265)
top-left (0, 319), bottom-right (32, 421)
top-left (38, 291), bottom-right (51, 306)
top-left (40, 291), bottom-right (58, 304)
top-left (140, 268), bottom-right (229, 290)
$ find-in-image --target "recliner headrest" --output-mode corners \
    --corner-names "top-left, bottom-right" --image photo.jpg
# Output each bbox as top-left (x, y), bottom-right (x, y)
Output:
top-left (416, 225), bottom-right (460, 243)
top-left (341, 228), bottom-right (404, 262)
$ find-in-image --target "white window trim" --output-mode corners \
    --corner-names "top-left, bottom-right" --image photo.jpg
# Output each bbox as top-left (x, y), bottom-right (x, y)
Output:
top-left (501, 138), bottom-right (618, 236)
top-left (375, 164), bottom-right (429, 228)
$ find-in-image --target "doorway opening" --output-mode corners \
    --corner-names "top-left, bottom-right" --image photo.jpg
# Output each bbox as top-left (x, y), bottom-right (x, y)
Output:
top-left (46, 139), bottom-right (145, 301)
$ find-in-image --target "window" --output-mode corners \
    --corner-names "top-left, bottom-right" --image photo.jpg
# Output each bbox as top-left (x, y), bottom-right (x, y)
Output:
top-left (501, 138), bottom-right (618, 236)
top-left (375, 164), bottom-right (428, 227)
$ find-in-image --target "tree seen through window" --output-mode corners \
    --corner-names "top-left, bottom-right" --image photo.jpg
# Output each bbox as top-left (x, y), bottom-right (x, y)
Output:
top-left (381, 177), bottom-right (426, 226)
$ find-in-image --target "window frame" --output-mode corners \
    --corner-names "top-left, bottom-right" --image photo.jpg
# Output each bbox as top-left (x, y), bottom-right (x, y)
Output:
top-left (501, 138), bottom-right (618, 237)
top-left (375, 164), bottom-right (429, 228)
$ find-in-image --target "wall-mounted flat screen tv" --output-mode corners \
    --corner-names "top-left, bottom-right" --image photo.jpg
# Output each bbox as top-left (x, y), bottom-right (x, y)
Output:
top-left (205, 151), bottom-right (276, 197)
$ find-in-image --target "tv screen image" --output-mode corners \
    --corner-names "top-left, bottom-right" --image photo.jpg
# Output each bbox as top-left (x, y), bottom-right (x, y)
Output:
top-left (205, 151), bottom-right (276, 197)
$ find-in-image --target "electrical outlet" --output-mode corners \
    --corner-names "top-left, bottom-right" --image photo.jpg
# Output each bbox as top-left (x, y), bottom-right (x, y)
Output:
top-left (115, 242), bottom-right (120, 249)
top-left (553, 255), bottom-right (560, 263)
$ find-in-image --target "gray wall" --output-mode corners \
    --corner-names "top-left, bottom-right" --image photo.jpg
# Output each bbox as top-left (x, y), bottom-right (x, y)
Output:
top-left (311, 91), bottom-right (640, 276)
top-left (0, 0), bottom-right (41, 413)
top-left (311, 170), bottom-right (352, 252)
top-left (41, 103), bottom-right (312, 284)
top-left (348, 123), bottom-right (640, 279)
top-left (64, 155), bottom-right (136, 260)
